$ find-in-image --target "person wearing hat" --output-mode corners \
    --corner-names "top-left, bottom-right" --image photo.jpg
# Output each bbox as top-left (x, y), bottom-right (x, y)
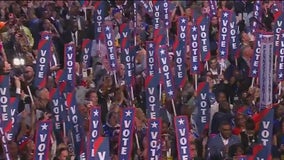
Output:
top-left (17, 136), bottom-right (35, 160)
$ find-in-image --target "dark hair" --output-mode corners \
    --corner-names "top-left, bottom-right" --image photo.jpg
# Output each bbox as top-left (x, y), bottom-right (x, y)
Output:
top-left (56, 147), bottom-right (68, 157)
top-left (228, 143), bottom-right (244, 158)
top-left (219, 120), bottom-right (231, 129)
top-left (245, 118), bottom-right (255, 130)
top-left (85, 89), bottom-right (97, 100)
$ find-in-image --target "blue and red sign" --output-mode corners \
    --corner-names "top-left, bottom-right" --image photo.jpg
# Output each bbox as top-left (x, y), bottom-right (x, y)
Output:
top-left (93, 1), bottom-right (107, 41)
top-left (255, 107), bottom-right (274, 160)
top-left (174, 116), bottom-right (191, 160)
top-left (87, 107), bottom-right (101, 159)
top-left (62, 43), bottom-right (76, 92)
top-left (118, 108), bottom-right (135, 160)
top-left (174, 17), bottom-right (188, 88)
top-left (34, 120), bottom-right (53, 160)
top-left (158, 45), bottom-right (175, 99)
top-left (81, 39), bottom-right (92, 68)
top-left (194, 82), bottom-right (210, 136)
top-left (218, 10), bottom-right (231, 60)
top-left (104, 24), bottom-right (118, 71)
top-left (277, 30), bottom-right (284, 81)
top-left (147, 118), bottom-right (162, 160)
top-left (34, 39), bottom-right (51, 89)
top-left (249, 32), bottom-right (262, 78)
top-left (274, 12), bottom-right (284, 56)
top-left (189, 22), bottom-right (200, 74)
top-left (198, 16), bottom-right (210, 61)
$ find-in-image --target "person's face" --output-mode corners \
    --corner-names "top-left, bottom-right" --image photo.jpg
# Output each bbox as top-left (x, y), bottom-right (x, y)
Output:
top-left (109, 112), bottom-right (119, 126)
top-left (39, 88), bottom-right (50, 100)
top-left (8, 142), bottom-right (18, 158)
top-left (26, 140), bottom-right (35, 159)
top-left (217, 93), bottom-right (227, 103)
top-left (89, 92), bottom-right (98, 105)
top-left (114, 12), bottom-right (122, 20)
top-left (235, 147), bottom-right (244, 156)
top-left (185, 8), bottom-right (192, 17)
top-left (220, 124), bottom-right (232, 139)
top-left (211, 16), bottom-right (218, 25)
top-left (103, 75), bottom-right (113, 88)
top-left (241, 32), bottom-right (250, 43)
top-left (236, 114), bottom-right (246, 127)
top-left (161, 122), bottom-right (169, 134)
top-left (243, 47), bottom-right (254, 59)
top-left (43, 19), bottom-right (51, 30)
top-left (209, 58), bottom-right (218, 69)
top-left (119, 64), bottom-right (125, 77)
top-left (190, 142), bottom-right (197, 158)
top-left (58, 150), bottom-right (68, 160)
top-left (24, 66), bottom-right (35, 81)
top-left (206, 75), bottom-right (214, 88)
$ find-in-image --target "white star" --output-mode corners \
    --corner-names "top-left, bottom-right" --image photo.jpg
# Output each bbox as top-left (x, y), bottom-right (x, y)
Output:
top-left (220, 51), bottom-right (225, 55)
top-left (93, 110), bottom-right (99, 116)
top-left (181, 18), bottom-right (186, 23)
top-left (125, 110), bottom-right (132, 117)
top-left (178, 118), bottom-right (184, 125)
top-left (168, 90), bottom-right (173, 96)
top-left (44, 35), bottom-right (50, 40)
top-left (41, 123), bottom-right (48, 130)
top-left (223, 12), bottom-right (229, 18)
top-left (151, 122), bottom-right (158, 128)
top-left (68, 46), bottom-right (73, 51)
top-left (111, 63), bottom-right (116, 67)
top-left (193, 65), bottom-right (198, 71)
top-left (105, 26), bottom-right (110, 31)
top-left (149, 43), bottom-right (154, 48)
top-left (160, 49), bottom-right (165, 55)
top-left (279, 73), bottom-right (283, 78)
top-left (192, 26), bottom-right (197, 32)
top-left (252, 70), bottom-right (257, 74)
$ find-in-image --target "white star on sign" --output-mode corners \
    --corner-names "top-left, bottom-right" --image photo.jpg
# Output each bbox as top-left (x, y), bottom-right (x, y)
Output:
top-left (193, 65), bottom-right (198, 71)
top-left (93, 110), bottom-right (99, 116)
top-left (220, 51), bottom-right (225, 55)
top-left (41, 123), bottom-right (48, 130)
top-left (252, 70), bottom-right (257, 75)
top-left (149, 43), bottom-right (154, 48)
top-left (168, 90), bottom-right (173, 96)
top-left (181, 18), bottom-right (186, 23)
top-left (44, 36), bottom-right (50, 40)
top-left (192, 26), bottom-right (197, 32)
top-left (279, 73), bottom-right (283, 78)
top-left (160, 49), bottom-right (165, 55)
top-left (125, 110), bottom-right (132, 117)
top-left (178, 118), bottom-right (184, 125)
top-left (223, 12), bottom-right (229, 17)
top-left (105, 26), bottom-right (110, 31)
top-left (111, 63), bottom-right (116, 67)
top-left (68, 46), bottom-right (73, 51)
top-left (151, 122), bottom-right (158, 128)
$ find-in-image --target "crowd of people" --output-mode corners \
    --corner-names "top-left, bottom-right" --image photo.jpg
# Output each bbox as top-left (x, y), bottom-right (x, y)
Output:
top-left (0, 0), bottom-right (283, 160)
